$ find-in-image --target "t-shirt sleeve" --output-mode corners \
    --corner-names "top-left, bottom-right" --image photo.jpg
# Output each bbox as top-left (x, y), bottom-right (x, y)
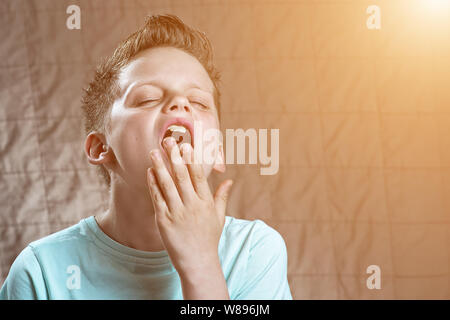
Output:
top-left (0, 246), bottom-right (48, 300)
top-left (234, 220), bottom-right (293, 300)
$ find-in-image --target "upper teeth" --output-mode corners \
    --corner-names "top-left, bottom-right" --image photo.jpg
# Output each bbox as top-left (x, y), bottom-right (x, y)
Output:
top-left (167, 125), bottom-right (187, 133)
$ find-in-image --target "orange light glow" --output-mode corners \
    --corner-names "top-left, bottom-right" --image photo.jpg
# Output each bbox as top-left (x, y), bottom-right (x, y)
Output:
top-left (425, 0), bottom-right (450, 12)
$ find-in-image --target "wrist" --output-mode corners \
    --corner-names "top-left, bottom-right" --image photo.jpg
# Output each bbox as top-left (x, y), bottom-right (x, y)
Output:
top-left (178, 260), bottom-right (229, 300)
top-left (177, 254), bottom-right (222, 280)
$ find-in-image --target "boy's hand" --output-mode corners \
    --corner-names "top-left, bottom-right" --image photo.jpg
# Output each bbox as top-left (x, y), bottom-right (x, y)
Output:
top-left (146, 136), bottom-right (233, 278)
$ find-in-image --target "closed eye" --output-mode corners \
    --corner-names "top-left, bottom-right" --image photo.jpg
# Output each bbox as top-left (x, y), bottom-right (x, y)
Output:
top-left (191, 101), bottom-right (209, 110)
top-left (136, 99), bottom-right (159, 107)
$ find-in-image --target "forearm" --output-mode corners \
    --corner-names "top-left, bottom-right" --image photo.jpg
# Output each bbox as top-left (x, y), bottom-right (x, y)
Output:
top-left (179, 258), bottom-right (230, 300)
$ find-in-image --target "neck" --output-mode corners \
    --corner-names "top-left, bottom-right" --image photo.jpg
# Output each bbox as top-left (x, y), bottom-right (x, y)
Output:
top-left (95, 176), bottom-right (166, 252)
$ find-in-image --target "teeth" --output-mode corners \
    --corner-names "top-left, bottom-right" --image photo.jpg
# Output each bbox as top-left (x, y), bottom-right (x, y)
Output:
top-left (164, 124), bottom-right (192, 146)
top-left (167, 125), bottom-right (187, 133)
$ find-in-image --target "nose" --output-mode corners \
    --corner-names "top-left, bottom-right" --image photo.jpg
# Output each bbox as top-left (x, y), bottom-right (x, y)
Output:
top-left (163, 96), bottom-right (192, 114)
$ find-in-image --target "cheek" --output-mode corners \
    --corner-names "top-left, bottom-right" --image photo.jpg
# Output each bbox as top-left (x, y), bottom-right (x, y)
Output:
top-left (195, 112), bottom-right (220, 138)
top-left (109, 112), bottom-right (158, 164)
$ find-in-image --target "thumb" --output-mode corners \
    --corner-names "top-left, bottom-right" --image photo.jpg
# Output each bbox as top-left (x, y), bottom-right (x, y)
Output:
top-left (214, 179), bottom-right (233, 223)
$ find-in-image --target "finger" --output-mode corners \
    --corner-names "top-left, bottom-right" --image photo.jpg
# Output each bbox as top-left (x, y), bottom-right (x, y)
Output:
top-left (146, 167), bottom-right (172, 222)
top-left (163, 137), bottom-right (196, 204)
top-left (214, 179), bottom-right (233, 225)
top-left (180, 143), bottom-right (212, 201)
top-left (149, 149), bottom-right (184, 213)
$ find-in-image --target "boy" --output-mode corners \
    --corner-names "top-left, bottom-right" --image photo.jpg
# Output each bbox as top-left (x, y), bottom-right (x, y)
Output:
top-left (0, 14), bottom-right (292, 300)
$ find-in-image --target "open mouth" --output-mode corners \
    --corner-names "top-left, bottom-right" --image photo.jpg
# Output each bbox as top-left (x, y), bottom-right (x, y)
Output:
top-left (163, 124), bottom-right (192, 147)
top-left (160, 117), bottom-right (194, 149)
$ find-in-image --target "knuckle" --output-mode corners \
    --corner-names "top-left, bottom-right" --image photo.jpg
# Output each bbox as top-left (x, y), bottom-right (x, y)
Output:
top-left (150, 187), bottom-right (161, 202)
top-left (160, 180), bottom-right (172, 191)
top-left (152, 192), bottom-right (161, 204)
top-left (154, 197), bottom-right (166, 210)
top-left (169, 209), bottom-right (183, 222)
top-left (175, 169), bottom-right (187, 182)
top-left (157, 210), bottom-right (171, 225)
top-left (193, 171), bottom-right (204, 181)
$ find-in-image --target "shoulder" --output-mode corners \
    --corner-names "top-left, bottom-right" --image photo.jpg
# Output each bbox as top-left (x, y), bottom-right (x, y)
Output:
top-left (223, 216), bottom-right (287, 255)
top-left (224, 216), bottom-right (285, 243)
top-left (0, 246), bottom-right (45, 299)
top-left (27, 218), bottom-right (91, 255)
top-left (1, 218), bottom-right (92, 299)
top-left (4, 245), bottom-right (40, 275)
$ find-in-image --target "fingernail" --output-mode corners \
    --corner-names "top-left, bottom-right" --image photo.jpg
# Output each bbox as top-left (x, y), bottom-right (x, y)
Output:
top-left (164, 137), bottom-right (175, 147)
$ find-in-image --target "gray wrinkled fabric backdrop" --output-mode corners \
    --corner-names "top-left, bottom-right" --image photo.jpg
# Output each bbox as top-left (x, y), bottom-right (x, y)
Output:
top-left (1, 0), bottom-right (449, 299)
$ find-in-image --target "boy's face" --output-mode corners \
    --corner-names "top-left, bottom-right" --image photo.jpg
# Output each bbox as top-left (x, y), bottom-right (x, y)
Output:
top-left (104, 46), bottom-right (224, 190)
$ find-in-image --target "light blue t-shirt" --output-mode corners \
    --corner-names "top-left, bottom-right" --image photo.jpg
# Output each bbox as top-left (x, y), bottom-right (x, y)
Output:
top-left (0, 215), bottom-right (292, 300)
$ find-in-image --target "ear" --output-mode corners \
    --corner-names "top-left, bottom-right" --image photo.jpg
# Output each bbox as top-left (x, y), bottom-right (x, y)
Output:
top-left (84, 132), bottom-right (111, 166)
top-left (212, 143), bottom-right (226, 173)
